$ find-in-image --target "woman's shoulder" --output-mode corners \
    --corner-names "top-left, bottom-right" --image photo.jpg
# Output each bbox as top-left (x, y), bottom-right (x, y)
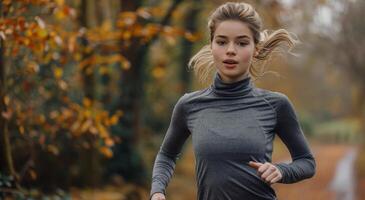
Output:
top-left (252, 87), bottom-right (291, 108)
top-left (179, 87), bottom-right (211, 103)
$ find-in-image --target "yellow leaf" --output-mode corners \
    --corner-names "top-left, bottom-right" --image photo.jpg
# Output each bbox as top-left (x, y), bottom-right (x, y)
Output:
top-left (89, 126), bottom-right (98, 134)
top-left (54, 68), bottom-right (63, 78)
top-left (55, 0), bottom-right (64, 6)
top-left (107, 55), bottom-right (122, 64)
top-left (84, 110), bottom-right (91, 118)
top-left (119, 12), bottom-right (137, 26)
top-left (23, 38), bottom-right (30, 46)
top-left (123, 31), bottom-right (132, 40)
top-left (97, 123), bottom-right (108, 138)
top-left (19, 126), bottom-right (25, 135)
top-left (185, 32), bottom-right (201, 42)
top-left (4, 95), bottom-right (10, 106)
top-left (152, 66), bottom-right (165, 79)
top-left (83, 98), bottom-right (92, 107)
top-left (55, 9), bottom-right (66, 20)
top-left (105, 138), bottom-right (114, 147)
top-left (81, 119), bottom-right (92, 133)
top-left (109, 115), bottom-right (119, 125)
top-left (101, 20), bottom-right (112, 32)
top-left (71, 121), bottom-right (81, 133)
top-left (37, 28), bottom-right (48, 39)
top-left (121, 60), bottom-right (131, 70)
top-left (74, 53), bottom-right (82, 61)
top-left (25, 30), bottom-right (32, 37)
top-left (47, 145), bottom-right (59, 155)
top-left (99, 147), bottom-right (113, 158)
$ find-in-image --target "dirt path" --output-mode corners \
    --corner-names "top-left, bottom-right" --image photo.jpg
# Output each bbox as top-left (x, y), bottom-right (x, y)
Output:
top-left (273, 142), bottom-right (354, 200)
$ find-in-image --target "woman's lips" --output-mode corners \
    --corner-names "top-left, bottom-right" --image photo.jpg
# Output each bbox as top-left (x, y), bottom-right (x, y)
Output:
top-left (223, 62), bottom-right (238, 69)
top-left (223, 59), bottom-right (238, 69)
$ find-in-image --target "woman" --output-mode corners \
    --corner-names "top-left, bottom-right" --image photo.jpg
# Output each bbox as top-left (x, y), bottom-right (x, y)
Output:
top-left (150, 2), bottom-right (316, 200)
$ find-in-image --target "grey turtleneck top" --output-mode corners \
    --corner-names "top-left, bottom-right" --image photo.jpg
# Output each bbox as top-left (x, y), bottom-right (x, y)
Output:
top-left (150, 73), bottom-right (316, 200)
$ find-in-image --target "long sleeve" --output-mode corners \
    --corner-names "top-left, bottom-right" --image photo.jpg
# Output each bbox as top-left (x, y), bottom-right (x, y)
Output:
top-left (273, 94), bottom-right (316, 184)
top-left (150, 94), bottom-right (191, 198)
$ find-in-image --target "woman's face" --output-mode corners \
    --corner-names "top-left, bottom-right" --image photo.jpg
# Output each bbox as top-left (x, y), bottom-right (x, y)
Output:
top-left (211, 20), bottom-right (256, 83)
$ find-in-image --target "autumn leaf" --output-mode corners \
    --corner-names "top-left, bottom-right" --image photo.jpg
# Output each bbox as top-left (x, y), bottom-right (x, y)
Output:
top-left (54, 9), bottom-right (66, 20)
top-left (4, 95), bottom-right (10, 106)
top-left (29, 169), bottom-right (37, 180)
top-left (47, 145), bottom-right (59, 155)
top-left (152, 66), bottom-right (166, 79)
top-left (99, 147), bottom-right (113, 158)
top-left (36, 27), bottom-right (48, 39)
top-left (19, 126), bottom-right (25, 135)
top-left (96, 123), bottom-right (108, 138)
top-left (101, 20), bottom-right (112, 32)
top-left (54, 67), bottom-right (63, 78)
top-left (109, 115), bottom-right (119, 125)
top-left (185, 32), bottom-right (201, 42)
top-left (81, 119), bottom-right (92, 133)
top-left (121, 59), bottom-right (131, 70)
top-left (104, 138), bottom-right (114, 147)
top-left (55, 0), bottom-right (65, 6)
top-left (136, 8), bottom-right (152, 19)
top-left (82, 98), bottom-right (92, 107)
top-left (1, 110), bottom-right (13, 120)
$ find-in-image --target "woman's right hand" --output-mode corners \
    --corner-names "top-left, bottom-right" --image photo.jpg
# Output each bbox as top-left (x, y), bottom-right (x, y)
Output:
top-left (151, 193), bottom-right (166, 200)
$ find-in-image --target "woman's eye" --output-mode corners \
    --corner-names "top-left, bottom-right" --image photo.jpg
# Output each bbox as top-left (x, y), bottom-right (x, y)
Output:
top-left (216, 41), bottom-right (226, 45)
top-left (238, 42), bottom-right (248, 46)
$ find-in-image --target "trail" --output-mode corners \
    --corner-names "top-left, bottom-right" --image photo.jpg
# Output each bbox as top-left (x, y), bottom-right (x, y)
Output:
top-left (329, 147), bottom-right (357, 200)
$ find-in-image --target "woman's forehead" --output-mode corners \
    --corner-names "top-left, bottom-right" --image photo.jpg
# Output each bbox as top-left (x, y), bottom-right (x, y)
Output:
top-left (214, 20), bottom-right (253, 39)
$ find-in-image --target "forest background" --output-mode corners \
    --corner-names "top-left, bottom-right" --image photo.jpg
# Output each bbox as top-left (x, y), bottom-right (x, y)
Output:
top-left (1, 0), bottom-right (364, 199)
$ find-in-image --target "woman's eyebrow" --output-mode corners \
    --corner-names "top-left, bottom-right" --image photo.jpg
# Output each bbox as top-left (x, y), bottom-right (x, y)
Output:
top-left (216, 35), bottom-right (250, 39)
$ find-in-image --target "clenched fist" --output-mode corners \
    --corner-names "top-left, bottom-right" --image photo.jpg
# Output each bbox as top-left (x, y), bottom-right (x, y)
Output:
top-left (151, 192), bottom-right (166, 200)
top-left (248, 161), bottom-right (282, 185)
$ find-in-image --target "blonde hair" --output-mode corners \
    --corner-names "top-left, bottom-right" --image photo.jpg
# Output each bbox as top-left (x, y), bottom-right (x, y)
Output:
top-left (188, 2), bottom-right (299, 84)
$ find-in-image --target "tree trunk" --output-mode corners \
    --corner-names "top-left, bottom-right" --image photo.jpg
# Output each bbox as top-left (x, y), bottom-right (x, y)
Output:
top-left (105, 0), bottom-right (183, 185)
top-left (180, 0), bottom-right (201, 92)
top-left (0, 18), bottom-right (17, 185)
top-left (78, 0), bottom-right (101, 188)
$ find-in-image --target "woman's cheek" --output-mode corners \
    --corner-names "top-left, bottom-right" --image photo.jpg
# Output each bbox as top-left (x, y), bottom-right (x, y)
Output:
top-left (239, 49), bottom-right (254, 63)
top-left (212, 49), bottom-right (224, 64)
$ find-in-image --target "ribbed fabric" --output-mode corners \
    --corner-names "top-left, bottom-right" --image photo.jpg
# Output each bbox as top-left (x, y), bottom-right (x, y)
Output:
top-left (150, 72), bottom-right (316, 200)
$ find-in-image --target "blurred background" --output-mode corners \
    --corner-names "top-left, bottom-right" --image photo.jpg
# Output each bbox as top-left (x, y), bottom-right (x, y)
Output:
top-left (0, 0), bottom-right (364, 199)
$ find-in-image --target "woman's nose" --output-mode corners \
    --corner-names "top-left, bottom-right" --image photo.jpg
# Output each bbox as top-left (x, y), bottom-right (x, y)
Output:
top-left (226, 43), bottom-right (236, 55)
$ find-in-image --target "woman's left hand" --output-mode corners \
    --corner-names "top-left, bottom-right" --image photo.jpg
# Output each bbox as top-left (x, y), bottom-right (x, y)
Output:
top-left (248, 161), bottom-right (282, 185)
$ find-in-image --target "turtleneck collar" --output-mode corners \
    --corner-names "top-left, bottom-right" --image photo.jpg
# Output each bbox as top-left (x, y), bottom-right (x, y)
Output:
top-left (211, 72), bottom-right (253, 97)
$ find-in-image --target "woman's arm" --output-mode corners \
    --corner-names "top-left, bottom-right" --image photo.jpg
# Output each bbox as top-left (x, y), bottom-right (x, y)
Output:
top-left (150, 94), bottom-right (191, 198)
top-left (273, 94), bottom-right (316, 184)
